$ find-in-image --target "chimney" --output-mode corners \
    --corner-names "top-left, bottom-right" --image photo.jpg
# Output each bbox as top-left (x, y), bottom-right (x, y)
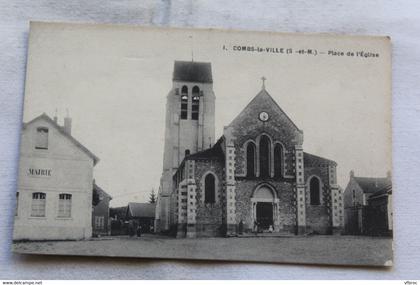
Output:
top-left (386, 171), bottom-right (392, 179)
top-left (63, 109), bottom-right (72, 135)
top-left (350, 170), bottom-right (354, 178)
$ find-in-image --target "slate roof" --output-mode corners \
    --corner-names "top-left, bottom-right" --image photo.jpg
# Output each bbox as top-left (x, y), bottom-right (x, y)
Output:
top-left (369, 184), bottom-right (392, 198)
top-left (304, 152), bottom-right (337, 167)
top-left (185, 138), bottom-right (224, 161)
top-left (110, 206), bottom-right (128, 219)
top-left (173, 61), bottom-right (213, 83)
top-left (354, 177), bottom-right (392, 194)
top-left (127, 202), bottom-right (156, 218)
top-left (23, 113), bottom-right (99, 165)
top-left (93, 182), bottom-right (112, 200)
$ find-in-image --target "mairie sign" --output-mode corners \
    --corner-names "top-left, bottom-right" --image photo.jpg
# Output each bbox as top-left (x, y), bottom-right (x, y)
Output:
top-left (27, 168), bottom-right (52, 177)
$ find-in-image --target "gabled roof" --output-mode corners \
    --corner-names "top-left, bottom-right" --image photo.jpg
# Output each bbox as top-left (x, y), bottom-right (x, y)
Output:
top-left (173, 61), bottom-right (213, 83)
top-left (369, 184), bottom-right (392, 198)
top-left (227, 88), bottom-right (302, 133)
top-left (93, 182), bottom-right (112, 200)
top-left (173, 137), bottom-right (225, 180)
top-left (23, 113), bottom-right (99, 165)
top-left (353, 177), bottom-right (392, 194)
top-left (126, 202), bottom-right (156, 218)
top-left (304, 152), bottom-right (337, 167)
top-left (185, 137), bottom-right (224, 161)
top-left (110, 206), bottom-right (127, 219)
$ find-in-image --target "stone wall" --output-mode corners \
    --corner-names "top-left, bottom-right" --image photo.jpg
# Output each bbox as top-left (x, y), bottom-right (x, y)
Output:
top-left (228, 90), bottom-right (303, 178)
top-left (193, 159), bottom-right (224, 236)
top-left (304, 165), bottom-right (332, 234)
top-left (235, 179), bottom-right (296, 233)
top-left (344, 178), bottom-right (365, 208)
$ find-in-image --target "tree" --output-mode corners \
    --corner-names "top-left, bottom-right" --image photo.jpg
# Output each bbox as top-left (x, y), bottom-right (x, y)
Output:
top-left (149, 188), bottom-right (156, 204)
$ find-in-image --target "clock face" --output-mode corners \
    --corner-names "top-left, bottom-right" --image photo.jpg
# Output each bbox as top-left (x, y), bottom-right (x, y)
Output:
top-left (259, 111), bottom-right (269, 122)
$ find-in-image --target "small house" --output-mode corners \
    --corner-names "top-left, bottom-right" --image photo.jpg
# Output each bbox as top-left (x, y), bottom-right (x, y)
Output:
top-left (126, 203), bottom-right (156, 234)
top-left (92, 182), bottom-right (112, 237)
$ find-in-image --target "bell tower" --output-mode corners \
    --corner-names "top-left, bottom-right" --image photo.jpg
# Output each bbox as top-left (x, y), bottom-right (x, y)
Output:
top-left (156, 60), bottom-right (215, 232)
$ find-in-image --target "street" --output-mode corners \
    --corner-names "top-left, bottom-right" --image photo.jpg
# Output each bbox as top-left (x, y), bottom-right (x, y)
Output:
top-left (13, 235), bottom-right (393, 266)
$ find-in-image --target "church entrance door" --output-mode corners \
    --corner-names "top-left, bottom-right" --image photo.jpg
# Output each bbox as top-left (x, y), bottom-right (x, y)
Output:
top-left (256, 202), bottom-right (273, 230)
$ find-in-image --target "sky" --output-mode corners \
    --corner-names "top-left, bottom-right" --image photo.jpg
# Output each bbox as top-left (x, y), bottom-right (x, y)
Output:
top-left (22, 22), bottom-right (391, 207)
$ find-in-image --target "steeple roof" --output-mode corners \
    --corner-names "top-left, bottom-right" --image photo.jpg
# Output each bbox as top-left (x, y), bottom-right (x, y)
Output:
top-left (173, 61), bottom-right (213, 83)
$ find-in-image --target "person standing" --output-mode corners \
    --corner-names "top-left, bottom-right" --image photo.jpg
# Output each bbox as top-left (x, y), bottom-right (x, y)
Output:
top-left (238, 220), bottom-right (244, 235)
top-left (136, 225), bottom-right (142, 237)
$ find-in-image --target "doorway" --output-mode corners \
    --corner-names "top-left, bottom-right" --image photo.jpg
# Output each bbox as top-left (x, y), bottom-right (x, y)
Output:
top-left (256, 202), bottom-right (273, 230)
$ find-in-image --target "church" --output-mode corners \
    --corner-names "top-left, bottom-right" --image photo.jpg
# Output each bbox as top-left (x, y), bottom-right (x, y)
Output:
top-left (155, 60), bottom-right (343, 237)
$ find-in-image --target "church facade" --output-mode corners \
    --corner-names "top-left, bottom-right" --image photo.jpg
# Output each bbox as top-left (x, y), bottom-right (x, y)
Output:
top-left (155, 60), bottom-right (343, 237)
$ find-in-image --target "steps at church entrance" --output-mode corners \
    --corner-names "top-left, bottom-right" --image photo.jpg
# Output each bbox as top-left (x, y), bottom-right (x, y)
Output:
top-left (238, 231), bottom-right (294, 238)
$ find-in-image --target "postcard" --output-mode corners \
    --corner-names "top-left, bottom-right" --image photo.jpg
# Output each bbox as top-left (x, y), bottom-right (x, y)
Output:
top-left (13, 22), bottom-right (392, 266)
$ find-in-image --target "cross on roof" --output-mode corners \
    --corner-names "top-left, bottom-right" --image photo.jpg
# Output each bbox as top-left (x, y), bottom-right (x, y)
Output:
top-left (261, 76), bottom-right (266, 89)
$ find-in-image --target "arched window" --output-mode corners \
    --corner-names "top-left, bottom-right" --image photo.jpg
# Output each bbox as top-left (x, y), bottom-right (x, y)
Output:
top-left (310, 177), bottom-right (321, 205)
top-left (259, 135), bottom-right (271, 178)
top-left (204, 173), bottom-right (216, 204)
top-left (191, 86), bottom-right (200, 120)
top-left (181, 85), bottom-right (188, 95)
top-left (180, 86), bottom-right (188, 119)
top-left (274, 143), bottom-right (283, 178)
top-left (246, 142), bottom-right (256, 177)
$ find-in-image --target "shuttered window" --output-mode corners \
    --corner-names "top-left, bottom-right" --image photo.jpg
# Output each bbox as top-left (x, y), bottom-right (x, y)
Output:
top-left (31, 192), bottom-right (46, 217)
top-left (95, 216), bottom-right (104, 230)
top-left (191, 86), bottom-right (200, 120)
top-left (58, 193), bottom-right (72, 218)
top-left (180, 86), bottom-right (188, 119)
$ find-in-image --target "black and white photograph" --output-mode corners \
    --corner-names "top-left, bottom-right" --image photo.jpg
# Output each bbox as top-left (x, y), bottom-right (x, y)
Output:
top-left (12, 21), bottom-right (392, 266)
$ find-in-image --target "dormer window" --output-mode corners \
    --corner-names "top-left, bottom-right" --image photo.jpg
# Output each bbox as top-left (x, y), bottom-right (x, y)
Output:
top-left (35, 127), bottom-right (49, 149)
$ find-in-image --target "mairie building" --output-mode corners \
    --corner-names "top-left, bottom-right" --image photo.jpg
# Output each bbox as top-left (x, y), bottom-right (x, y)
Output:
top-left (155, 60), bottom-right (344, 237)
top-left (13, 113), bottom-right (99, 240)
